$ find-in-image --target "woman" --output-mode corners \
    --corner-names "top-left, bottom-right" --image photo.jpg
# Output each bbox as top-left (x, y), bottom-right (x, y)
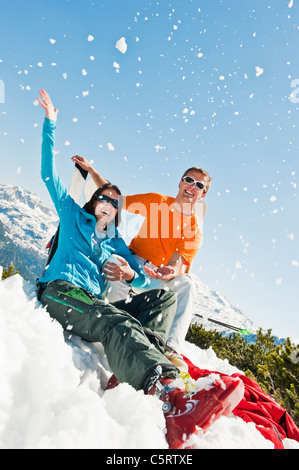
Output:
top-left (36, 89), bottom-right (178, 390)
top-left (36, 89), bottom-right (244, 449)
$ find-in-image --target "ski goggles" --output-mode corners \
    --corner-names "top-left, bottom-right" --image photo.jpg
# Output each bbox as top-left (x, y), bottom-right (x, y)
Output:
top-left (96, 194), bottom-right (119, 209)
top-left (182, 176), bottom-right (206, 192)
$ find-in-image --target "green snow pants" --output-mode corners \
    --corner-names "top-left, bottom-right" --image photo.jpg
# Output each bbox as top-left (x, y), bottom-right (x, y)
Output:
top-left (40, 280), bottom-right (180, 391)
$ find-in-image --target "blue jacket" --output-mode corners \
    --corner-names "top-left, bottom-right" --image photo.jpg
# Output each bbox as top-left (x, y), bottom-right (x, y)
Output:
top-left (38, 118), bottom-right (147, 297)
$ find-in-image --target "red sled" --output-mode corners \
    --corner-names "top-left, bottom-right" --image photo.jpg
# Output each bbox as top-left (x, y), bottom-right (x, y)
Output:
top-left (183, 354), bottom-right (299, 449)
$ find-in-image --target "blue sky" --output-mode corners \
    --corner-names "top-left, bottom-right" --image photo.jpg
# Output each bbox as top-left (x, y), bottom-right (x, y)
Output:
top-left (0, 0), bottom-right (298, 340)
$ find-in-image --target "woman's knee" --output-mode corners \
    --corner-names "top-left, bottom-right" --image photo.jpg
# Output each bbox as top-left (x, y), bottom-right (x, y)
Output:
top-left (145, 288), bottom-right (177, 309)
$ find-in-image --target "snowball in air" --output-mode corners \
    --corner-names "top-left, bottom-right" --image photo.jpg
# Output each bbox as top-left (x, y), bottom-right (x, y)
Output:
top-left (255, 66), bottom-right (264, 77)
top-left (115, 37), bottom-right (127, 54)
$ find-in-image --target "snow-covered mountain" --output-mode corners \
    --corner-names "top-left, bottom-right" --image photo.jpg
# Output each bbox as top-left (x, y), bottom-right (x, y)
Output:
top-left (0, 184), bottom-right (58, 283)
top-left (191, 275), bottom-right (258, 335)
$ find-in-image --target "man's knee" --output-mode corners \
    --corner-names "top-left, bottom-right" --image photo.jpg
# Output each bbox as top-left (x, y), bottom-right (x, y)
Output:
top-left (172, 274), bottom-right (195, 295)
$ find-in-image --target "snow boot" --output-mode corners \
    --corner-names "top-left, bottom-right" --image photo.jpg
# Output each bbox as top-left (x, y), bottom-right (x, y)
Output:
top-left (150, 373), bottom-right (245, 449)
top-left (165, 348), bottom-right (195, 392)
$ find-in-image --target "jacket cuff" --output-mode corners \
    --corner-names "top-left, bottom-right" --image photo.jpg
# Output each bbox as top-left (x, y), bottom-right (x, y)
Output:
top-left (43, 117), bottom-right (56, 129)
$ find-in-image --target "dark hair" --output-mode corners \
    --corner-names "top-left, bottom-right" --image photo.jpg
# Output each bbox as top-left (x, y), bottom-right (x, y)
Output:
top-left (83, 183), bottom-right (122, 227)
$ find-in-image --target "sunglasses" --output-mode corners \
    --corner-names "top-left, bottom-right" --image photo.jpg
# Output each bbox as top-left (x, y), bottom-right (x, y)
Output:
top-left (182, 176), bottom-right (206, 191)
top-left (96, 194), bottom-right (119, 209)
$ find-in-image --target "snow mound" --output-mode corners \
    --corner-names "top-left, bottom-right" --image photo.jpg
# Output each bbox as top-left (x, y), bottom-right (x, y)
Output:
top-left (1, 273), bottom-right (298, 449)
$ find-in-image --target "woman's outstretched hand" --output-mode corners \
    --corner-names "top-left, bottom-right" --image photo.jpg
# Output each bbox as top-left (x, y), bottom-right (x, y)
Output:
top-left (37, 89), bottom-right (59, 121)
top-left (102, 256), bottom-right (135, 283)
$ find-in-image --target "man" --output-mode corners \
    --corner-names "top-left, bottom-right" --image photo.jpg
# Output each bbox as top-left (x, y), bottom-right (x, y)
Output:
top-left (72, 155), bottom-right (211, 352)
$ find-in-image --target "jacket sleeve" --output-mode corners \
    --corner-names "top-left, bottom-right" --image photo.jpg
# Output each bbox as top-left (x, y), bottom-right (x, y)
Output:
top-left (129, 268), bottom-right (149, 290)
top-left (116, 238), bottom-right (149, 290)
top-left (41, 118), bottom-right (68, 215)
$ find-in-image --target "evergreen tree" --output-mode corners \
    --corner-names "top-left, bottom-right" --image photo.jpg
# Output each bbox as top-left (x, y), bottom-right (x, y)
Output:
top-left (1, 264), bottom-right (19, 280)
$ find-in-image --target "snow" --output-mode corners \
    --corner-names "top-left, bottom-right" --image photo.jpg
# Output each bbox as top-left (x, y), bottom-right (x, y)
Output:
top-left (0, 184), bottom-right (58, 261)
top-left (115, 37), bottom-right (127, 54)
top-left (1, 272), bottom-right (298, 450)
top-left (255, 66), bottom-right (264, 77)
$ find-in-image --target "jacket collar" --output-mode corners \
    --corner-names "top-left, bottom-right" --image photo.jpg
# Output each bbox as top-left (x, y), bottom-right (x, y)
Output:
top-left (106, 222), bottom-right (119, 239)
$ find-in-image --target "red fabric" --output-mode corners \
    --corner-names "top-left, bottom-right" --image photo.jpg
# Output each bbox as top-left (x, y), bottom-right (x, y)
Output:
top-left (183, 355), bottom-right (299, 449)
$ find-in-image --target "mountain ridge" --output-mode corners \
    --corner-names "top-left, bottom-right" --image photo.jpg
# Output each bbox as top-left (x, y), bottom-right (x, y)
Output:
top-left (0, 184), bottom-right (58, 283)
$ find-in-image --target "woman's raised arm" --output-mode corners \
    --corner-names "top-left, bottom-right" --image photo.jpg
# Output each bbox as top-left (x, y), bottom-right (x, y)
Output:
top-left (37, 88), bottom-right (59, 121)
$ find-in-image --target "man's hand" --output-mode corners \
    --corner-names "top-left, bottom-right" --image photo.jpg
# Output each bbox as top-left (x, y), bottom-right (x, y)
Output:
top-left (71, 155), bottom-right (94, 173)
top-left (102, 256), bottom-right (135, 282)
top-left (143, 265), bottom-right (175, 281)
top-left (71, 155), bottom-right (108, 188)
top-left (37, 89), bottom-right (59, 121)
top-left (143, 253), bottom-right (185, 281)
